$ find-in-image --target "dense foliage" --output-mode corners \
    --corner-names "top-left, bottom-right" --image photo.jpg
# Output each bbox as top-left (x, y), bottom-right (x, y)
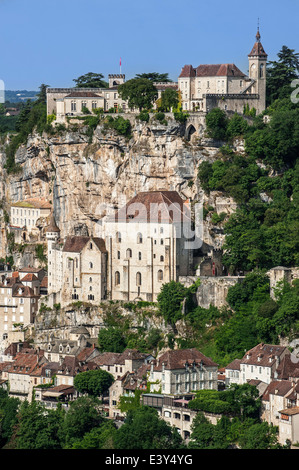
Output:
top-left (118, 78), bottom-right (158, 111)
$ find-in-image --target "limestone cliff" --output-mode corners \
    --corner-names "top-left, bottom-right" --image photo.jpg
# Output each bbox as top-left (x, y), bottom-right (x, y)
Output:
top-left (1, 117), bottom-right (239, 260)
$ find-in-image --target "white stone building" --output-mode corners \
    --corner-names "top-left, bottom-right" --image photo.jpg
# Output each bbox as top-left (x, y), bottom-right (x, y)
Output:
top-left (149, 348), bottom-right (218, 395)
top-left (178, 29), bottom-right (267, 114)
top-left (239, 343), bottom-right (290, 385)
top-left (103, 190), bottom-right (193, 302)
top-left (9, 198), bottom-right (52, 242)
top-left (46, 215), bottom-right (108, 307)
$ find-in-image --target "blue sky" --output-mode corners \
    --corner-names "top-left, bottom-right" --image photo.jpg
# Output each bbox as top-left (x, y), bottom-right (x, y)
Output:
top-left (1, 0), bottom-right (298, 90)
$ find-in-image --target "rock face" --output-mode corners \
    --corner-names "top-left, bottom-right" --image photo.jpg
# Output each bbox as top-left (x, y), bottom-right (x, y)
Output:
top-left (2, 117), bottom-right (238, 253)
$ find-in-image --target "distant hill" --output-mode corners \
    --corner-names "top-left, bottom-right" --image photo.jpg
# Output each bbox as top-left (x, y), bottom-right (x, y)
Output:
top-left (4, 90), bottom-right (38, 103)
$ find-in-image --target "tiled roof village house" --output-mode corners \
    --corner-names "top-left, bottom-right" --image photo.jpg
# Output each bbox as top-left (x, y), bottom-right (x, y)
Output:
top-left (149, 348), bottom-right (218, 395)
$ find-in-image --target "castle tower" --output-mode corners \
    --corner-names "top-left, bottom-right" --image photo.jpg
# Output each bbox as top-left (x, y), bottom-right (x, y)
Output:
top-left (248, 27), bottom-right (268, 112)
top-left (45, 214), bottom-right (61, 295)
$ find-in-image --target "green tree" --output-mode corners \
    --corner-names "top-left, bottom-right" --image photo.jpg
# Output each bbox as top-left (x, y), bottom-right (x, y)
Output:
top-left (73, 73), bottom-right (108, 88)
top-left (159, 88), bottom-right (179, 112)
top-left (205, 108), bottom-right (228, 140)
top-left (239, 422), bottom-right (281, 449)
top-left (157, 280), bottom-right (189, 328)
top-left (266, 46), bottom-right (299, 105)
top-left (118, 78), bottom-right (158, 111)
top-left (0, 389), bottom-right (19, 448)
top-left (74, 369), bottom-right (114, 397)
top-left (135, 72), bottom-right (172, 82)
top-left (15, 399), bottom-right (65, 449)
top-left (98, 326), bottom-right (127, 353)
top-left (71, 421), bottom-right (117, 449)
top-left (63, 396), bottom-right (104, 448)
top-left (113, 406), bottom-right (184, 449)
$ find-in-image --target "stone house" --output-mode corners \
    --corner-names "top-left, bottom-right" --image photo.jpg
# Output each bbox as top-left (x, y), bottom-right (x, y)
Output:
top-left (0, 273), bottom-right (40, 351)
top-left (91, 349), bottom-right (153, 380)
top-left (9, 198), bottom-right (52, 242)
top-left (103, 190), bottom-right (193, 302)
top-left (47, 74), bottom-right (127, 121)
top-left (109, 363), bottom-right (149, 419)
top-left (278, 407), bottom-right (299, 446)
top-left (225, 359), bottom-right (242, 387)
top-left (0, 348), bottom-right (47, 401)
top-left (239, 343), bottom-right (290, 385)
top-left (149, 348), bottom-right (218, 395)
top-left (142, 393), bottom-right (197, 440)
top-left (46, 215), bottom-right (108, 307)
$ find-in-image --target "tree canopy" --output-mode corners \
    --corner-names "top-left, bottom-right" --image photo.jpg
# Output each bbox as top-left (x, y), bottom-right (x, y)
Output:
top-left (74, 369), bottom-right (114, 397)
top-left (118, 78), bottom-right (158, 111)
top-left (73, 72), bottom-right (108, 88)
top-left (135, 72), bottom-right (172, 82)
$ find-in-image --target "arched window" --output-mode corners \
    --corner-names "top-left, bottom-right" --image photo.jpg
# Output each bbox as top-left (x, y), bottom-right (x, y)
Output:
top-left (75, 258), bottom-right (78, 269)
top-left (115, 271), bottom-right (120, 285)
top-left (89, 286), bottom-right (92, 291)
top-left (116, 232), bottom-right (121, 243)
top-left (117, 250), bottom-right (120, 259)
top-left (260, 64), bottom-right (264, 78)
top-left (158, 270), bottom-right (163, 281)
top-left (160, 239), bottom-right (164, 245)
top-left (137, 233), bottom-right (143, 244)
top-left (89, 262), bottom-right (93, 269)
top-left (136, 272), bottom-right (142, 286)
top-left (90, 242), bottom-right (93, 249)
top-left (126, 248), bottom-right (132, 258)
top-left (89, 277), bottom-right (92, 283)
top-left (160, 255), bottom-right (164, 262)
top-left (160, 227), bottom-right (164, 234)
top-left (138, 252), bottom-right (142, 260)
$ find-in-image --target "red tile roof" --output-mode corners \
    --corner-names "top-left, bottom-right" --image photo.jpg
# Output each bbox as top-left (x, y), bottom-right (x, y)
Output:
top-left (225, 359), bottom-right (242, 371)
top-left (20, 273), bottom-right (39, 282)
top-left (109, 190), bottom-right (189, 224)
top-left (248, 41), bottom-right (267, 57)
top-left (65, 91), bottom-right (102, 98)
top-left (11, 198), bottom-right (52, 209)
top-left (63, 236), bottom-right (107, 253)
top-left (262, 380), bottom-right (293, 401)
top-left (179, 63), bottom-right (245, 78)
top-left (154, 348), bottom-right (217, 371)
top-left (241, 343), bottom-right (288, 367)
top-left (179, 65), bottom-right (196, 78)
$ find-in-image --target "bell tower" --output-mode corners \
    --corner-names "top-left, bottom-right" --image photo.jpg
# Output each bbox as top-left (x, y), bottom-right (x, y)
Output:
top-left (248, 26), bottom-right (268, 112)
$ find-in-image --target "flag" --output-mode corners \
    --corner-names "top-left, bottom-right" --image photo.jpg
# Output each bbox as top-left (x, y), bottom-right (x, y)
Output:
top-left (120, 57), bottom-right (122, 67)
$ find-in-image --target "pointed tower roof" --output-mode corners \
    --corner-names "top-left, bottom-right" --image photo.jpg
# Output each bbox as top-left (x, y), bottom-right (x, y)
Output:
top-left (45, 213), bottom-right (60, 233)
top-left (248, 29), bottom-right (267, 58)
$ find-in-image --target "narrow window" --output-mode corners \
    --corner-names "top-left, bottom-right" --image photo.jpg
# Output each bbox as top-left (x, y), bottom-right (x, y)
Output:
top-left (115, 271), bottom-right (120, 285)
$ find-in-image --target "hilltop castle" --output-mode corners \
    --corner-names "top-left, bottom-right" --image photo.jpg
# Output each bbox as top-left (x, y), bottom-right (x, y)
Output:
top-left (178, 28), bottom-right (267, 114)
